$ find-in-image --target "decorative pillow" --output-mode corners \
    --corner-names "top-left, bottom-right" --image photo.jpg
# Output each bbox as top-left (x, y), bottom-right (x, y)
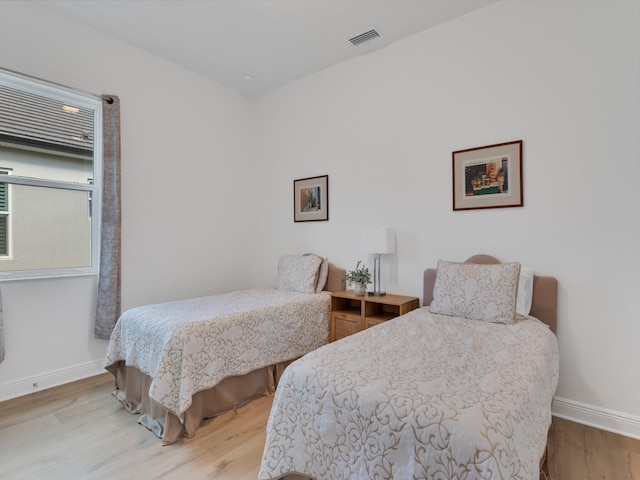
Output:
top-left (303, 253), bottom-right (329, 292)
top-left (516, 266), bottom-right (534, 317)
top-left (275, 254), bottom-right (323, 294)
top-left (429, 260), bottom-right (521, 324)
top-left (315, 257), bottom-right (329, 293)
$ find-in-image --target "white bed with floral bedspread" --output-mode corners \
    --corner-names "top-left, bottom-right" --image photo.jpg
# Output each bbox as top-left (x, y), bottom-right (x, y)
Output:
top-left (105, 287), bottom-right (330, 419)
top-left (259, 255), bottom-right (560, 480)
top-left (105, 254), bottom-right (344, 443)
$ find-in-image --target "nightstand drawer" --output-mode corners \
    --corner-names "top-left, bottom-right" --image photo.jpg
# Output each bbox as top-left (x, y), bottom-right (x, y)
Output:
top-left (331, 312), bottom-right (360, 341)
top-left (364, 317), bottom-right (388, 329)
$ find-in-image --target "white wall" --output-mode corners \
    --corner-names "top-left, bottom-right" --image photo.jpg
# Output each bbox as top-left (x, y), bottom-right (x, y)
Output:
top-left (0, 2), bottom-right (254, 399)
top-left (250, 0), bottom-right (640, 437)
top-left (1, 0), bottom-right (638, 439)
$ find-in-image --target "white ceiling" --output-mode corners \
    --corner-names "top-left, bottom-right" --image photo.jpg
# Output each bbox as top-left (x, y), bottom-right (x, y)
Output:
top-left (34, 0), bottom-right (497, 97)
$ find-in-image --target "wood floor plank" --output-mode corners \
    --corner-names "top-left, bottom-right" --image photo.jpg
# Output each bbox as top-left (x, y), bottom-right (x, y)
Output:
top-left (548, 416), bottom-right (640, 480)
top-left (1, 373), bottom-right (639, 479)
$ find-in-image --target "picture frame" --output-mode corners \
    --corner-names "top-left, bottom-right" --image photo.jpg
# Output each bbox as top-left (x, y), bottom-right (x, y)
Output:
top-left (294, 175), bottom-right (329, 222)
top-left (452, 140), bottom-right (523, 211)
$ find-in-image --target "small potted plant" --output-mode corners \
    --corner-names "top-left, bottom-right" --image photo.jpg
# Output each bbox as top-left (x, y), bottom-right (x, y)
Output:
top-left (344, 261), bottom-right (371, 296)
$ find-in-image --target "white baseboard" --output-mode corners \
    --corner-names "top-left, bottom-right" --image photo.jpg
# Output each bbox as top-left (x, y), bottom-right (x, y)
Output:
top-left (0, 359), bottom-right (106, 402)
top-left (553, 396), bottom-right (640, 440)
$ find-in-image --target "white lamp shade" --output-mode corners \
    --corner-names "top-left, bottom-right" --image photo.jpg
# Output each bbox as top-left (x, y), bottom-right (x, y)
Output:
top-left (360, 227), bottom-right (396, 254)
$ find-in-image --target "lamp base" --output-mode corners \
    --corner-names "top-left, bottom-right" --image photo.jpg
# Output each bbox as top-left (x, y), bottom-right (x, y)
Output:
top-left (372, 254), bottom-right (386, 297)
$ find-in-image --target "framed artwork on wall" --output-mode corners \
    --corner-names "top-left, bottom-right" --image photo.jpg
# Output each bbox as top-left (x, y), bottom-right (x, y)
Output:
top-left (452, 140), bottom-right (523, 211)
top-left (294, 175), bottom-right (329, 222)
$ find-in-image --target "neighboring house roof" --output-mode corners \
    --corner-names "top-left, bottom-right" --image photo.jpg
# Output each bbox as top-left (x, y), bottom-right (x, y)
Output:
top-left (0, 85), bottom-right (93, 159)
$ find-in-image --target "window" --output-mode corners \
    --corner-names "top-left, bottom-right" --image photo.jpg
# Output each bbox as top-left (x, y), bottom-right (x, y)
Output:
top-left (0, 69), bottom-right (102, 279)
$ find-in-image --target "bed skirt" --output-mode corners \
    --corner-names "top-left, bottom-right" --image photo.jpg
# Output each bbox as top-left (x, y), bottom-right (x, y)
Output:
top-left (110, 360), bottom-right (293, 445)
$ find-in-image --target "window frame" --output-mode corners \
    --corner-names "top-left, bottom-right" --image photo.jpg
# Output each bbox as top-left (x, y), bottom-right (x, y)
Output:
top-left (0, 69), bottom-right (102, 280)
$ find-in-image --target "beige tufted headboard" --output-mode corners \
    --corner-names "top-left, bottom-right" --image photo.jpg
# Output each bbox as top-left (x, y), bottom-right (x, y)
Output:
top-left (423, 254), bottom-right (558, 334)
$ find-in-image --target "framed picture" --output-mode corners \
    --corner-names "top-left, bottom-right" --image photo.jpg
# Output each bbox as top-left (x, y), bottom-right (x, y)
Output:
top-left (452, 140), bottom-right (523, 211)
top-left (294, 175), bottom-right (329, 222)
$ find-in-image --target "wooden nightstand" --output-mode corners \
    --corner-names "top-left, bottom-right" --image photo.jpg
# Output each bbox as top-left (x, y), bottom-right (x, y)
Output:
top-left (330, 290), bottom-right (420, 342)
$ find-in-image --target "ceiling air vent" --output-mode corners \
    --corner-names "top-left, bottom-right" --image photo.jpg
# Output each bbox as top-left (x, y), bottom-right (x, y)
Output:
top-left (349, 29), bottom-right (380, 46)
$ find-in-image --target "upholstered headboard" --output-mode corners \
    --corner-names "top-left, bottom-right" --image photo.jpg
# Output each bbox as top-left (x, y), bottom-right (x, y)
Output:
top-left (423, 254), bottom-right (558, 334)
top-left (324, 263), bottom-right (346, 293)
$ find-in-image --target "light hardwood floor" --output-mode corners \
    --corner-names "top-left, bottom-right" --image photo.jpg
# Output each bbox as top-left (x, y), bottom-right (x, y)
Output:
top-left (1, 373), bottom-right (639, 480)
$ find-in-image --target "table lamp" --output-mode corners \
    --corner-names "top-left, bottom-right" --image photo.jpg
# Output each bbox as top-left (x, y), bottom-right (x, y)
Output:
top-left (360, 227), bottom-right (396, 296)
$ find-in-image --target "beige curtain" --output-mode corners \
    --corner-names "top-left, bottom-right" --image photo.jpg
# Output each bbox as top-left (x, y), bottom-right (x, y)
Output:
top-left (95, 95), bottom-right (122, 340)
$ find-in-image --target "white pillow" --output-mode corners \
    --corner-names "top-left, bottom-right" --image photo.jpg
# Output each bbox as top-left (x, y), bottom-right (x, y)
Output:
top-left (429, 260), bottom-right (521, 324)
top-left (275, 254), bottom-right (323, 293)
top-left (516, 267), bottom-right (534, 316)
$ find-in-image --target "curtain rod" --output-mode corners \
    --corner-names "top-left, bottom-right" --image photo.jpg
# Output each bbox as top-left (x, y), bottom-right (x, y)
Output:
top-left (0, 66), bottom-right (102, 101)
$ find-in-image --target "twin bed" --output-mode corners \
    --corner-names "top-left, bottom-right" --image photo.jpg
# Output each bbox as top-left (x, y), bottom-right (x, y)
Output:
top-left (258, 255), bottom-right (559, 480)
top-left (105, 254), bottom-right (345, 444)
top-left (105, 253), bottom-right (559, 480)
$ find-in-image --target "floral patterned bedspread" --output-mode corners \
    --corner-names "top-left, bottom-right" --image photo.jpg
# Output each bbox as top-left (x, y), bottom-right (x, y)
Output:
top-left (105, 287), bottom-right (330, 420)
top-left (259, 307), bottom-right (559, 480)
